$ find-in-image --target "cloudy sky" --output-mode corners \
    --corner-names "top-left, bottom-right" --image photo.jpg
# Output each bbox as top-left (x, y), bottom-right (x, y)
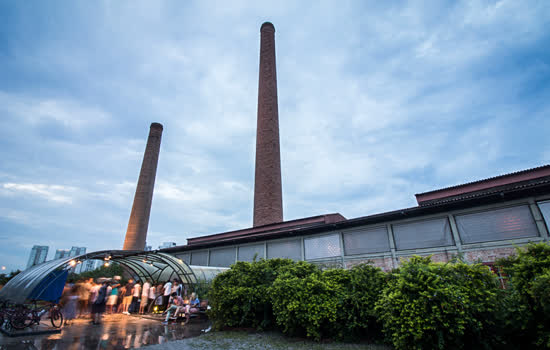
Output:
top-left (0, 1), bottom-right (549, 271)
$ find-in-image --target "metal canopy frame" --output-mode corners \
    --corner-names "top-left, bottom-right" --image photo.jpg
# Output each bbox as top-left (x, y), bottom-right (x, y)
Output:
top-left (0, 250), bottom-right (199, 304)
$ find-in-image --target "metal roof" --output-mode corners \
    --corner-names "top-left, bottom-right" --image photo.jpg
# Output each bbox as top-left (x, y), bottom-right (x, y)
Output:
top-left (160, 175), bottom-right (550, 252)
top-left (415, 165), bottom-right (550, 204)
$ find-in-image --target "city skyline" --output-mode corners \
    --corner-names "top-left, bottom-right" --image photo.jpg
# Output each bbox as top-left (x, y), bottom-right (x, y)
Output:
top-left (1, 1), bottom-right (549, 271)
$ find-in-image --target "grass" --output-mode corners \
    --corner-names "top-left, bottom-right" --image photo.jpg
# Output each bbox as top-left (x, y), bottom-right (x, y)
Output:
top-left (145, 330), bottom-right (392, 350)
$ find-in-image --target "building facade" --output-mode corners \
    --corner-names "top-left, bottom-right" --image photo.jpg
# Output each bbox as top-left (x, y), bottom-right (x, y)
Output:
top-left (69, 246), bottom-right (86, 257)
top-left (159, 242), bottom-right (176, 249)
top-left (26, 245), bottom-right (49, 269)
top-left (77, 259), bottom-right (103, 274)
top-left (54, 249), bottom-right (70, 260)
top-left (162, 166), bottom-right (550, 271)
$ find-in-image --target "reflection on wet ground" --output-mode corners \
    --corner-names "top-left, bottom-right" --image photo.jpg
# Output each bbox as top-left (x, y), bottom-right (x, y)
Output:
top-left (0, 314), bottom-right (210, 350)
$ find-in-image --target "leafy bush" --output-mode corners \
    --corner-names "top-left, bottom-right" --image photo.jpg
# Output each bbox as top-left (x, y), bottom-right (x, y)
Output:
top-left (343, 264), bottom-right (386, 340)
top-left (208, 258), bottom-right (303, 330)
top-left (208, 249), bottom-right (550, 347)
top-left (497, 242), bottom-right (550, 348)
top-left (270, 268), bottom-right (346, 340)
top-left (375, 256), bottom-right (502, 350)
top-left (269, 264), bottom-right (386, 341)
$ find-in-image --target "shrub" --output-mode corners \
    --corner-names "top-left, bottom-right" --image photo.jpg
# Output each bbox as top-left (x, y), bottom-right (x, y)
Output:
top-left (343, 264), bottom-right (386, 341)
top-left (208, 258), bottom-right (301, 330)
top-left (269, 268), bottom-right (347, 340)
top-left (375, 256), bottom-right (501, 350)
top-left (497, 242), bottom-right (550, 348)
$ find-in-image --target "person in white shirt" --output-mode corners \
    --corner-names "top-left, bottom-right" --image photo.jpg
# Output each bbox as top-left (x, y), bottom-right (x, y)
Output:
top-left (148, 283), bottom-right (156, 312)
top-left (162, 281), bottom-right (172, 311)
top-left (89, 283), bottom-right (100, 304)
top-left (131, 283), bottom-right (141, 313)
top-left (139, 281), bottom-right (151, 314)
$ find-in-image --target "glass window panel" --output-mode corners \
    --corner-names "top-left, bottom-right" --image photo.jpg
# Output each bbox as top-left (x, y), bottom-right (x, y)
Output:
top-left (190, 251), bottom-right (208, 266)
top-left (456, 205), bottom-right (539, 244)
top-left (267, 240), bottom-right (301, 260)
top-left (238, 244), bottom-right (264, 262)
top-left (304, 234), bottom-right (341, 260)
top-left (393, 218), bottom-right (454, 250)
top-left (209, 247), bottom-right (235, 267)
top-left (538, 201), bottom-right (550, 232)
top-left (176, 253), bottom-right (190, 265)
top-left (343, 226), bottom-right (390, 255)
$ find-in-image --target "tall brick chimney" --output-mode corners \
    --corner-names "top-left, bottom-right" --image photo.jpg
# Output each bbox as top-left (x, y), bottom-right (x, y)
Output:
top-left (253, 22), bottom-right (283, 227)
top-left (123, 122), bottom-right (163, 250)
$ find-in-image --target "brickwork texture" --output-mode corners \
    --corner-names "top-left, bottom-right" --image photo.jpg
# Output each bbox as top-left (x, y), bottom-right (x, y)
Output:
top-left (123, 123), bottom-right (163, 250)
top-left (253, 22), bottom-right (283, 227)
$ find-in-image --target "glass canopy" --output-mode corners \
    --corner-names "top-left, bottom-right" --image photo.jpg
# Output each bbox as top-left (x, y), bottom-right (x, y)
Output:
top-left (0, 250), bottom-right (227, 304)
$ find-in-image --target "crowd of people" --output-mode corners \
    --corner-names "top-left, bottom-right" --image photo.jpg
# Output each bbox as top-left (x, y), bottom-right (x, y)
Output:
top-left (60, 277), bottom-right (200, 325)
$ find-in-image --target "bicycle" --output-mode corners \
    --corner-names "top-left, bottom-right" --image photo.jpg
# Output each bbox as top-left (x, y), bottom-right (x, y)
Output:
top-left (10, 301), bottom-right (63, 329)
top-left (0, 300), bottom-right (22, 330)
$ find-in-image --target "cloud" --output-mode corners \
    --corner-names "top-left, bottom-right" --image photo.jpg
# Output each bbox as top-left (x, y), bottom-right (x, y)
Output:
top-left (1, 183), bottom-right (77, 204)
top-left (0, 1), bottom-right (549, 271)
top-left (0, 92), bottom-right (111, 131)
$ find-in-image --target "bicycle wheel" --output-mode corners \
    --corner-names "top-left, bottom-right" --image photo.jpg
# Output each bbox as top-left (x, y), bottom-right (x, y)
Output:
top-left (10, 309), bottom-right (32, 330)
top-left (50, 309), bottom-right (63, 328)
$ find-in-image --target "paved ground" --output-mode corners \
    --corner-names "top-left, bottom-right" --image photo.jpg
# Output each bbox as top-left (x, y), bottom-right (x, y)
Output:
top-left (0, 315), bottom-right (391, 350)
top-left (0, 314), bottom-right (210, 349)
top-left (145, 331), bottom-right (391, 350)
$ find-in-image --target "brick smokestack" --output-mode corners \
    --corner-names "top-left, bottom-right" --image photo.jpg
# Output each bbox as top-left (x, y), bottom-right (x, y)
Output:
top-left (253, 22), bottom-right (283, 227)
top-left (123, 122), bottom-right (163, 250)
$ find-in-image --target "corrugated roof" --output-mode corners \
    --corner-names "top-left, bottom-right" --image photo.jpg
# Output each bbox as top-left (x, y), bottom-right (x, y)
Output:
top-left (160, 173), bottom-right (550, 253)
top-left (415, 165), bottom-right (550, 205)
top-left (186, 213), bottom-right (346, 245)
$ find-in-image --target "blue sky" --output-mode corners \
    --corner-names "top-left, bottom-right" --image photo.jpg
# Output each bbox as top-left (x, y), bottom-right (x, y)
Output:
top-left (0, 1), bottom-right (549, 272)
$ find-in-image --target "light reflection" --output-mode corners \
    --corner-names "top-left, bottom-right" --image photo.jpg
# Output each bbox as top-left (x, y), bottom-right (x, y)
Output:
top-left (0, 314), bottom-right (209, 349)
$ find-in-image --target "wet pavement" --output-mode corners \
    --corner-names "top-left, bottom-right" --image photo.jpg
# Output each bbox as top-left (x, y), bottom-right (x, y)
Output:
top-left (0, 314), bottom-right (210, 350)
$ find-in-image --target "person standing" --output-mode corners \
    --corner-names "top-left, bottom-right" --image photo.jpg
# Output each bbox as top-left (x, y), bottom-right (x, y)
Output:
top-left (139, 281), bottom-right (151, 314)
top-left (173, 279), bottom-right (183, 297)
top-left (106, 284), bottom-right (119, 314)
top-left (89, 281), bottom-right (100, 305)
top-left (162, 280), bottom-right (172, 311)
top-left (154, 284), bottom-right (164, 310)
top-left (92, 281), bottom-right (108, 325)
top-left (117, 285), bottom-right (126, 313)
top-left (122, 279), bottom-right (134, 315)
top-left (77, 278), bottom-right (92, 318)
top-left (63, 285), bottom-right (79, 325)
top-left (148, 283), bottom-right (156, 313)
top-left (131, 282), bottom-right (141, 313)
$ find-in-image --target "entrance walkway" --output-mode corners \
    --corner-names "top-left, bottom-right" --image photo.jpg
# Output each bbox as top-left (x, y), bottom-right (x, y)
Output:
top-left (0, 314), bottom-right (210, 349)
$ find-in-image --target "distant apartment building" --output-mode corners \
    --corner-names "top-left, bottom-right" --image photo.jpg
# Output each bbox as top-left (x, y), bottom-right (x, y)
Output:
top-left (77, 259), bottom-right (103, 273)
top-left (54, 249), bottom-right (71, 260)
top-left (26, 245), bottom-right (49, 269)
top-left (159, 242), bottom-right (176, 249)
top-left (69, 246), bottom-right (86, 257)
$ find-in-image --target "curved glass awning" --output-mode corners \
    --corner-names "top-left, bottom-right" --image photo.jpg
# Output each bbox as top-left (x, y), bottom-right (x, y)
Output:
top-left (0, 250), bottom-right (227, 304)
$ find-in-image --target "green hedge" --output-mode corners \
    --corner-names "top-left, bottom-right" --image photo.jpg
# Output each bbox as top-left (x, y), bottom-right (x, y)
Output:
top-left (375, 256), bottom-right (502, 350)
top-left (497, 242), bottom-right (550, 348)
top-left (208, 258), bottom-right (306, 330)
top-left (208, 243), bottom-right (550, 348)
top-left (270, 268), bottom-right (346, 340)
top-left (270, 264), bottom-right (386, 341)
